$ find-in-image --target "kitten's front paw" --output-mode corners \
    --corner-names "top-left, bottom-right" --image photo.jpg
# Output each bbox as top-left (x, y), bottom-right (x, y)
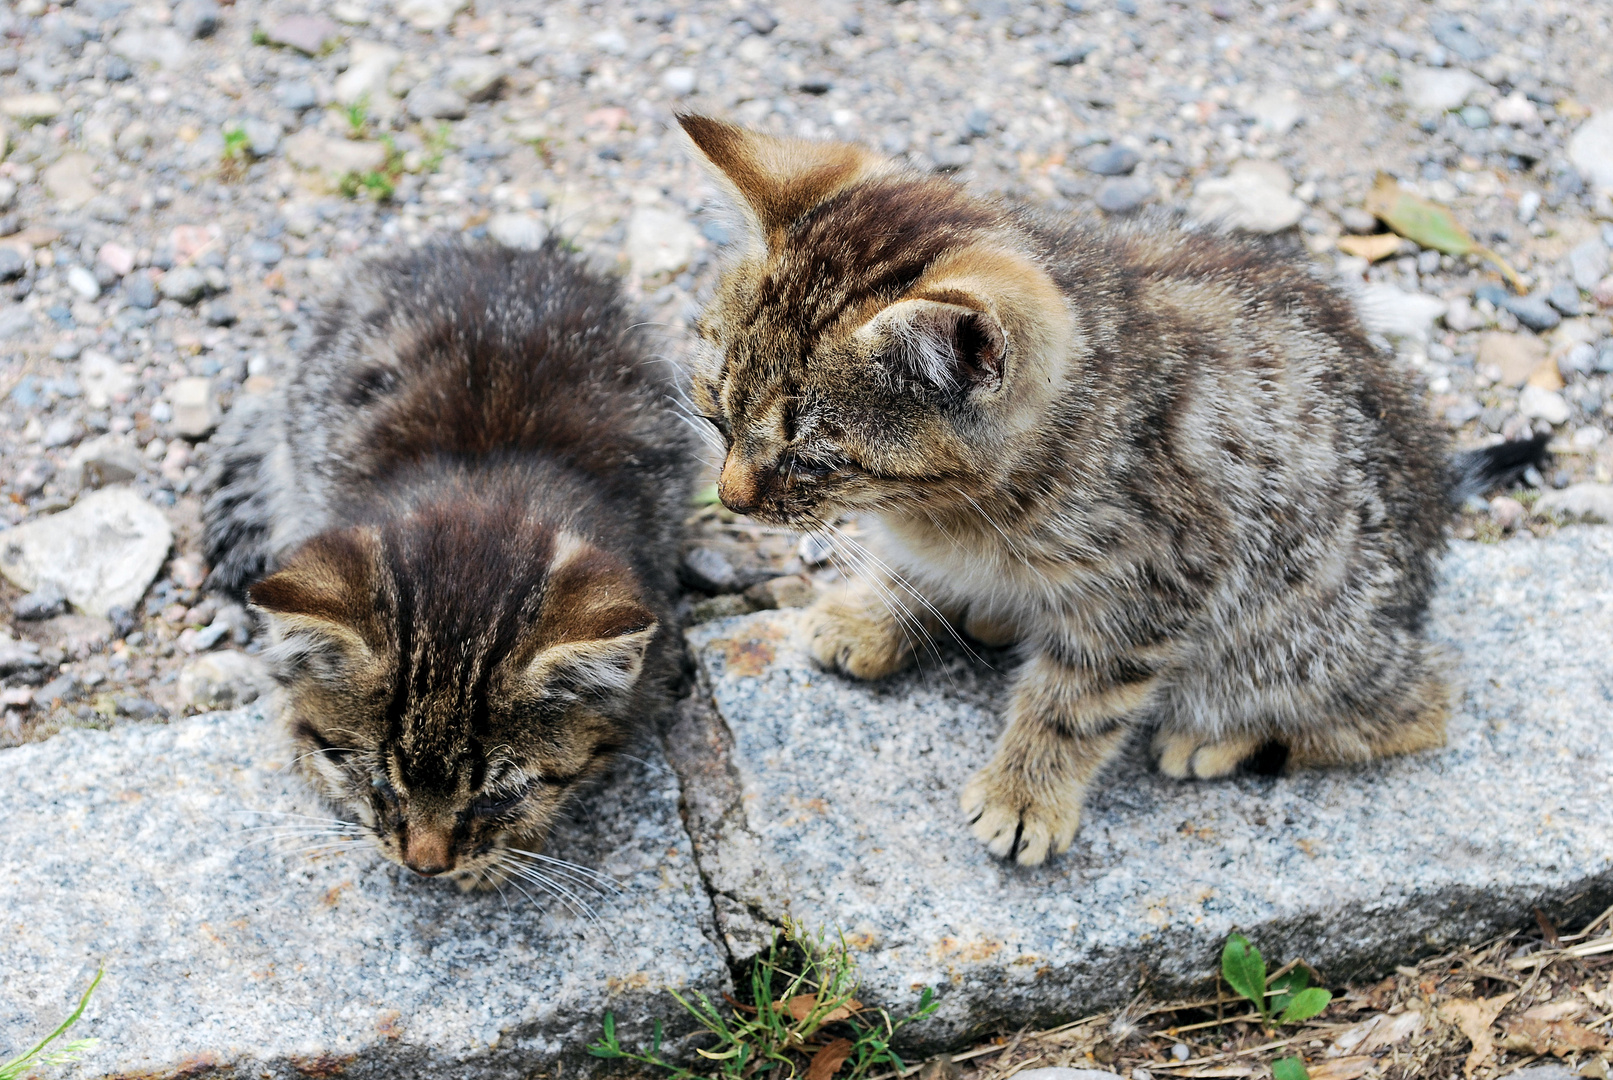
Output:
top-left (1153, 730), bottom-right (1267, 779)
top-left (960, 766), bottom-right (1082, 866)
top-left (803, 590), bottom-right (913, 681)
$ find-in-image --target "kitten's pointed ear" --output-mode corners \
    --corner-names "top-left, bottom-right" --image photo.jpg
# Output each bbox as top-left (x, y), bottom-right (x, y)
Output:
top-left (677, 114), bottom-right (884, 236)
top-left (248, 528), bottom-right (382, 664)
top-left (860, 298), bottom-right (1008, 394)
top-left (521, 535), bottom-right (659, 699)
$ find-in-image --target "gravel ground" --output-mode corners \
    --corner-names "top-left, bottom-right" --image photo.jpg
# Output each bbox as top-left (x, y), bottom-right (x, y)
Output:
top-left (1, 0), bottom-right (1611, 743)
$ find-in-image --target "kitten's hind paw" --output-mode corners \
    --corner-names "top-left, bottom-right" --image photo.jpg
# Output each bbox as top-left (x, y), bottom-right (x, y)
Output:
top-left (1153, 730), bottom-right (1271, 779)
top-left (960, 769), bottom-right (1081, 867)
top-left (802, 590), bottom-right (914, 681)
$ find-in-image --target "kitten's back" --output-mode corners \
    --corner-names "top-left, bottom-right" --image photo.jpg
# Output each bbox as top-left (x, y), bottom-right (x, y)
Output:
top-left (204, 241), bottom-right (693, 598)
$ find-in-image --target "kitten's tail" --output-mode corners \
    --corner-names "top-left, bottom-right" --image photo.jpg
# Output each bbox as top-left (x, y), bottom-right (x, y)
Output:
top-left (1448, 432), bottom-right (1551, 504)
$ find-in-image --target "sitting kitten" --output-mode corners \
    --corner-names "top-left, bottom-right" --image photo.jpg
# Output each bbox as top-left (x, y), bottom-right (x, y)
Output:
top-left (677, 115), bottom-right (1547, 866)
top-left (203, 240), bottom-right (694, 888)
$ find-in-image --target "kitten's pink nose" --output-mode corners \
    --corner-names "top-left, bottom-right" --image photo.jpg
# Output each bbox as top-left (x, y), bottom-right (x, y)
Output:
top-left (403, 828), bottom-right (454, 877)
top-left (718, 455), bottom-right (763, 514)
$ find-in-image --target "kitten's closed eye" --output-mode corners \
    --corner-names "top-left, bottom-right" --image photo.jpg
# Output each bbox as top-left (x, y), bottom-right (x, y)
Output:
top-left (468, 787), bottom-right (529, 819)
top-left (789, 453), bottom-right (851, 479)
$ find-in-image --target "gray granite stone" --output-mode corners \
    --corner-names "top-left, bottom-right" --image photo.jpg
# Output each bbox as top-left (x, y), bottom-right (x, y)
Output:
top-left (0, 708), bottom-right (730, 1077)
top-left (680, 529), bottom-right (1613, 1050)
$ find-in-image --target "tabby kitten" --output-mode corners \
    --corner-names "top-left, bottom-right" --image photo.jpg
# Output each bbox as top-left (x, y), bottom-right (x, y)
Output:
top-left (203, 240), bottom-right (695, 888)
top-left (678, 115), bottom-right (1545, 866)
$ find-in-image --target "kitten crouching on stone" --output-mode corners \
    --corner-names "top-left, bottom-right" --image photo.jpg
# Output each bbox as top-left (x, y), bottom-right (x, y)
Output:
top-left (676, 114), bottom-right (1549, 867)
top-left (201, 240), bottom-right (695, 890)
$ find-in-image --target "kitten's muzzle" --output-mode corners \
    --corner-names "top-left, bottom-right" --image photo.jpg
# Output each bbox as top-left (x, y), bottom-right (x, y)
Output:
top-left (402, 825), bottom-right (456, 877)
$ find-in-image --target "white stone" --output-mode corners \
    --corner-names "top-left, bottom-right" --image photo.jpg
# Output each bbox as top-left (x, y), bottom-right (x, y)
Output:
top-left (66, 265), bottom-right (100, 300)
top-left (1015, 1071), bottom-right (1124, 1080)
top-left (1569, 239), bottom-right (1609, 291)
top-left (661, 67), bottom-right (698, 97)
top-left (1355, 283), bottom-right (1448, 340)
top-left (0, 487), bottom-right (173, 618)
top-left (679, 528), bottom-right (1613, 1043)
top-left (177, 651), bottom-right (272, 712)
top-left (1188, 161), bottom-right (1305, 234)
top-left (170, 377), bottom-right (221, 439)
top-left (1572, 427), bottom-right (1606, 448)
top-left (1403, 67), bottom-right (1483, 113)
top-left (79, 349), bottom-right (135, 410)
top-left (446, 57), bottom-right (507, 102)
top-left (0, 709), bottom-right (728, 1076)
top-left (1519, 384), bottom-right (1572, 425)
top-left (626, 206), bottom-right (702, 280)
top-left (486, 213), bottom-right (547, 251)
top-left (42, 152), bottom-right (99, 210)
top-left (0, 93), bottom-right (64, 122)
top-left (1493, 91), bottom-right (1540, 127)
top-left (394, 0), bottom-right (465, 31)
top-left (1568, 111), bottom-right (1613, 191)
top-left (1246, 87), bottom-right (1303, 135)
top-left (66, 435), bottom-right (145, 490)
top-left (334, 40), bottom-right (402, 117)
top-left (109, 27), bottom-right (189, 68)
top-left (1536, 482), bottom-right (1613, 523)
top-left (283, 129), bottom-right (390, 179)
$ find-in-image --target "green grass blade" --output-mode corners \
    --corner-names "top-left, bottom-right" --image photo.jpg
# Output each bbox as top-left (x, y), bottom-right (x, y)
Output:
top-left (0, 968), bottom-right (102, 1077)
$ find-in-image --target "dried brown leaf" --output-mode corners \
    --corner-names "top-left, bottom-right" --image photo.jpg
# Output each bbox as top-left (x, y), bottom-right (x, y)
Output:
top-left (1307, 1056), bottom-right (1373, 1080)
top-left (1335, 233), bottom-right (1402, 262)
top-left (807, 1037), bottom-right (854, 1080)
top-left (1499, 1016), bottom-right (1608, 1056)
top-left (779, 994), bottom-right (862, 1023)
top-left (1439, 993), bottom-right (1514, 1078)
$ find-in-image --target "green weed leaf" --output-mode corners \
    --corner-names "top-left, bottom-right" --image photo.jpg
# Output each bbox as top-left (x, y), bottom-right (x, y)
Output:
top-left (1272, 1055), bottom-right (1310, 1080)
top-left (1221, 934), bottom-right (1267, 1016)
top-left (1268, 968), bottom-right (1309, 1015)
top-left (1363, 173), bottom-right (1521, 291)
top-left (1278, 987), bottom-right (1333, 1025)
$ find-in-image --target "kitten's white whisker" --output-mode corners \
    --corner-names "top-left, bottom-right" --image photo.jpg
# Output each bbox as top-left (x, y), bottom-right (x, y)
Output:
top-left (504, 847), bottom-right (623, 893)
top-left (501, 860), bottom-right (600, 923)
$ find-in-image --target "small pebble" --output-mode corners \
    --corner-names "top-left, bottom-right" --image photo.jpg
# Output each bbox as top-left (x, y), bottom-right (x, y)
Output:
top-left (1096, 177), bottom-right (1152, 214)
top-left (13, 584), bottom-right (68, 621)
top-left (1087, 145), bottom-right (1141, 176)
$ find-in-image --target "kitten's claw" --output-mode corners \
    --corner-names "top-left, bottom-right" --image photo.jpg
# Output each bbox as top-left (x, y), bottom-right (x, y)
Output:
top-left (1153, 731), bottom-right (1267, 779)
top-left (960, 769), bottom-right (1080, 867)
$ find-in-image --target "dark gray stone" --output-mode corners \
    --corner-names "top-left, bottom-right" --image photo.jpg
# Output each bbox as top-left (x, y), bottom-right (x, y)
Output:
top-left (275, 79), bottom-right (319, 111)
top-left (122, 272), bottom-right (157, 309)
top-left (13, 584), bottom-right (67, 621)
top-left (1095, 177), bottom-right (1152, 213)
top-left (682, 546), bottom-right (740, 593)
top-left (681, 530), bottom-right (1613, 1048)
top-left (1546, 280), bottom-right (1584, 317)
top-left (1502, 291), bottom-right (1563, 332)
top-left (1087, 145), bottom-right (1140, 176)
top-left (0, 247), bottom-right (26, 281)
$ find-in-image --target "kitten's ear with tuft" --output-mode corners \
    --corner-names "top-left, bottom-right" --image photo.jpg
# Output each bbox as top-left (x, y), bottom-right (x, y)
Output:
top-left (248, 528), bottom-right (382, 664)
top-left (524, 607), bottom-right (659, 699)
top-left (860, 298), bottom-right (1008, 395)
top-left (677, 114), bottom-right (885, 237)
top-left (522, 535), bottom-right (659, 699)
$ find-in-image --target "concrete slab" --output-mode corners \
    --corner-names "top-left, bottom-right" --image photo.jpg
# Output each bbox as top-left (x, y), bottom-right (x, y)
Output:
top-left (0, 708), bottom-right (730, 1078)
top-left (680, 530), bottom-right (1613, 1050)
